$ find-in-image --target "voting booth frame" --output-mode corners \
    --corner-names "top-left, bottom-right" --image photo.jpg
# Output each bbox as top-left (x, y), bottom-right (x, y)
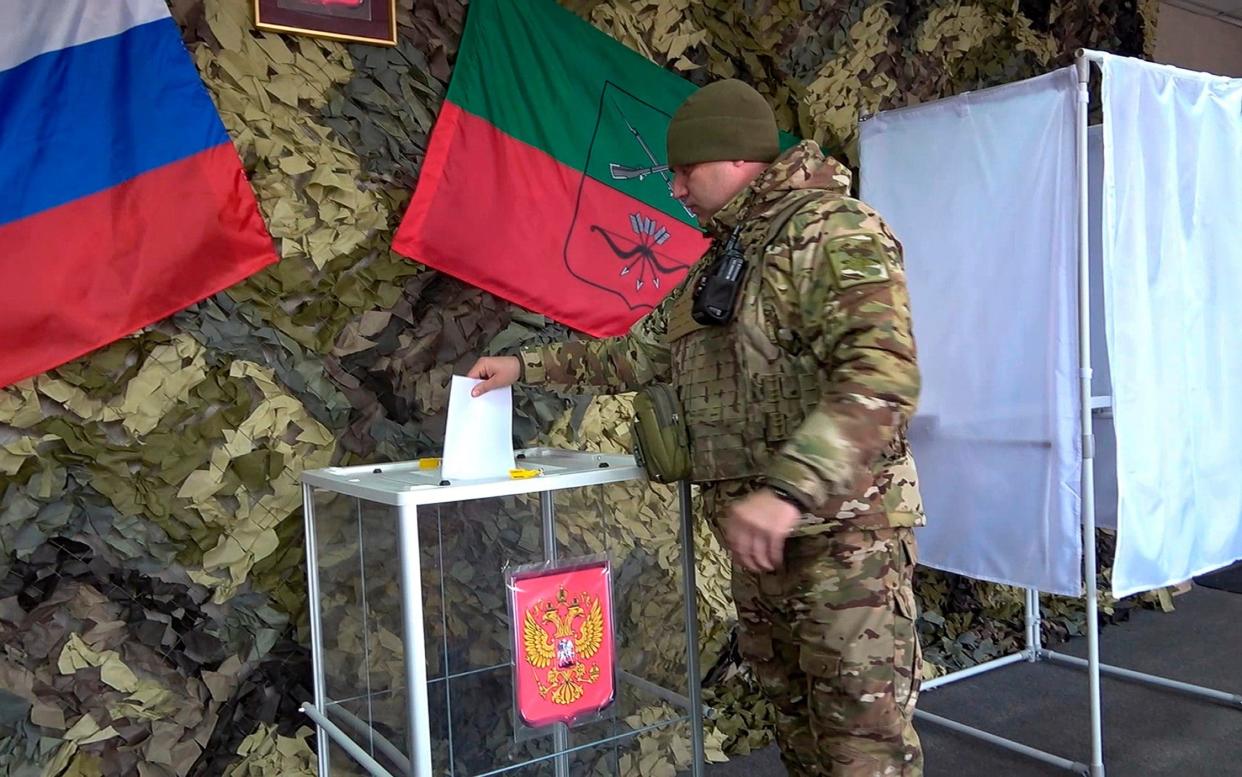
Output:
top-left (908, 50), bottom-right (1242, 777)
top-left (298, 448), bottom-right (707, 777)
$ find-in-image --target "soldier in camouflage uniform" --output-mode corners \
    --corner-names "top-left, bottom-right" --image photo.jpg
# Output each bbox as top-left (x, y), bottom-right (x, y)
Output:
top-left (470, 79), bottom-right (923, 776)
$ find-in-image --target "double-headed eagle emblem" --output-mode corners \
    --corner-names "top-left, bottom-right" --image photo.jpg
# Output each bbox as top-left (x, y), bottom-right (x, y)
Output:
top-left (523, 586), bottom-right (605, 705)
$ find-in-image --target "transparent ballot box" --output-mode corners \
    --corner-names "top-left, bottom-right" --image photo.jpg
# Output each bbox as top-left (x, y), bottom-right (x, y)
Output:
top-left (300, 448), bottom-right (706, 777)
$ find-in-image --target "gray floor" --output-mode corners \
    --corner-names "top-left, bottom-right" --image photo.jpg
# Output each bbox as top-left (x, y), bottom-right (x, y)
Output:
top-left (702, 586), bottom-right (1242, 776)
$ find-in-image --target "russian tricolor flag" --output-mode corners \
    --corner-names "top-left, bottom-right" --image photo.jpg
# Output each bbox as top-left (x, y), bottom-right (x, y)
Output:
top-left (0, 1), bottom-right (278, 387)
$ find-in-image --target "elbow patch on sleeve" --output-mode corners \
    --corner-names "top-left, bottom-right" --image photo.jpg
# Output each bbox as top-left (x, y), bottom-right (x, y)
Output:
top-left (825, 233), bottom-right (891, 290)
top-left (520, 349), bottom-right (546, 384)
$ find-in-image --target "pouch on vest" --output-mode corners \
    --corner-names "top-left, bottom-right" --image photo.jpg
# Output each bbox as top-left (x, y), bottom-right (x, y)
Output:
top-left (630, 383), bottom-right (691, 483)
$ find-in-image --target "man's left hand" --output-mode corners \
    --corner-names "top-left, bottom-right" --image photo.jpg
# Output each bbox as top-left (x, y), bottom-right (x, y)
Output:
top-left (725, 488), bottom-right (801, 573)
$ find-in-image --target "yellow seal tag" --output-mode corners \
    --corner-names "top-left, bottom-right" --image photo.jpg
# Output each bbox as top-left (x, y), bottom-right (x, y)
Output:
top-left (509, 468), bottom-right (541, 479)
top-left (418, 458), bottom-right (441, 469)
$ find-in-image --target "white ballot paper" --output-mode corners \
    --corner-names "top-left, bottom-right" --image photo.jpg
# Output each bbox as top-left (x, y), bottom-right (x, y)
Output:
top-left (441, 375), bottom-right (516, 481)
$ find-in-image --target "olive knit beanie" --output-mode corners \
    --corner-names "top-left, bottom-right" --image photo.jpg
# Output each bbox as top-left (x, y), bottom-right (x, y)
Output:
top-left (666, 79), bottom-right (780, 167)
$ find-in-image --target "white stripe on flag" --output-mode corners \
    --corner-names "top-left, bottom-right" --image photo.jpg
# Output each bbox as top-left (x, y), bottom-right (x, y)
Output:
top-left (0, 0), bottom-right (170, 73)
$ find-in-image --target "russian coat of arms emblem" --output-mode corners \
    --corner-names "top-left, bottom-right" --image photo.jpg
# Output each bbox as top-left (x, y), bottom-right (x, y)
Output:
top-left (509, 561), bottom-right (615, 728)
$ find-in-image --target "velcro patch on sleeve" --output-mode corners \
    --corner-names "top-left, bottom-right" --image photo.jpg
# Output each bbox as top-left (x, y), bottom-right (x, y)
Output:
top-left (825, 233), bottom-right (891, 290)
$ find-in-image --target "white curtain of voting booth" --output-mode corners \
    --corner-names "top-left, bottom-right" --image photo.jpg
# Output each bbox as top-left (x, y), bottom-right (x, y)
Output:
top-left (859, 69), bottom-right (1083, 595)
top-left (1101, 56), bottom-right (1242, 597)
top-left (1087, 125), bottom-right (1119, 534)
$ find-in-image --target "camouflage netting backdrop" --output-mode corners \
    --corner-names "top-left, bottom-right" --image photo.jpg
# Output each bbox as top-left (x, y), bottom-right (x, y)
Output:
top-left (0, 0), bottom-right (1161, 774)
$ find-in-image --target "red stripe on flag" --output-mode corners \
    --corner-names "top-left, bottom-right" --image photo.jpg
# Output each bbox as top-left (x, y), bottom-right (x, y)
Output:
top-left (0, 144), bottom-right (277, 387)
top-left (394, 103), bottom-right (708, 338)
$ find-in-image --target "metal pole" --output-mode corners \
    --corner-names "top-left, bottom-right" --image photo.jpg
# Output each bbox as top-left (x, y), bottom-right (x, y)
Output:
top-left (1023, 588), bottom-right (1032, 656)
top-left (1078, 48), bottom-right (1108, 65)
top-left (326, 704), bottom-right (413, 774)
top-left (920, 652), bottom-right (1031, 691)
top-left (678, 480), bottom-right (706, 777)
top-left (302, 704), bottom-right (397, 777)
top-left (303, 483), bottom-right (331, 776)
top-left (470, 717), bottom-right (689, 777)
top-left (1031, 587), bottom-right (1044, 654)
top-left (618, 670), bottom-right (699, 713)
top-left (1076, 52), bottom-right (1106, 777)
top-left (914, 711), bottom-right (1090, 776)
top-left (398, 506), bottom-right (434, 775)
top-left (1041, 651), bottom-right (1242, 707)
top-left (1024, 589), bottom-right (1037, 661)
top-left (540, 492), bottom-right (571, 777)
top-left (356, 500), bottom-right (377, 765)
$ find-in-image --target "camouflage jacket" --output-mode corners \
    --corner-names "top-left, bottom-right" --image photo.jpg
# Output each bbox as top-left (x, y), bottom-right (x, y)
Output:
top-left (522, 140), bottom-right (924, 534)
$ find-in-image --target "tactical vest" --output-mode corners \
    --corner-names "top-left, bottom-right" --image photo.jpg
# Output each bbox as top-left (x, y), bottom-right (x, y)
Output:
top-left (666, 192), bottom-right (827, 484)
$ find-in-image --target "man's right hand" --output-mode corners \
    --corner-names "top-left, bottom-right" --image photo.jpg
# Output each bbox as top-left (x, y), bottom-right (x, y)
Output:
top-left (467, 356), bottom-right (521, 396)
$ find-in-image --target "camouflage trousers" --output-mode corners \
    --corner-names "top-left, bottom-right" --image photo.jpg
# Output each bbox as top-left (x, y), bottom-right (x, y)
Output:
top-left (707, 488), bottom-right (924, 775)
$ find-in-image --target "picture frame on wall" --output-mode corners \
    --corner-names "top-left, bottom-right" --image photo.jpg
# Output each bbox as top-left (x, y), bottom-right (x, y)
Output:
top-left (254, 0), bottom-right (397, 47)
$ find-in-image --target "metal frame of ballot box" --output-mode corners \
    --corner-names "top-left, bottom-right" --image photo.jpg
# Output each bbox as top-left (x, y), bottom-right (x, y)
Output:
top-left (299, 448), bottom-right (706, 777)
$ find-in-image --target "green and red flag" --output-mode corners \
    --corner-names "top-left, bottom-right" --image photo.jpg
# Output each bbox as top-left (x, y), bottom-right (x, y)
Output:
top-left (393, 0), bottom-right (709, 337)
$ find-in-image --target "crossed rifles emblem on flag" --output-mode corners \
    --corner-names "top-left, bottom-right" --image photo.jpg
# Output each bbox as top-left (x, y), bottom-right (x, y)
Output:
top-left (563, 84), bottom-right (701, 312)
top-left (591, 115), bottom-right (696, 294)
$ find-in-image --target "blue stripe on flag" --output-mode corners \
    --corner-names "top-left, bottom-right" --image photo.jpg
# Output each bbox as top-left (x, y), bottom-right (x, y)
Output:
top-left (0, 17), bottom-right (229, 226)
